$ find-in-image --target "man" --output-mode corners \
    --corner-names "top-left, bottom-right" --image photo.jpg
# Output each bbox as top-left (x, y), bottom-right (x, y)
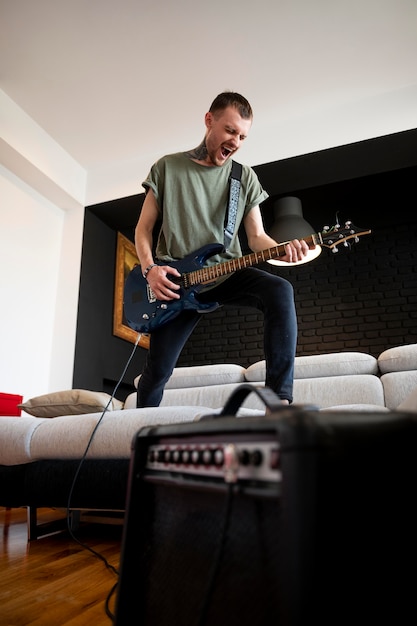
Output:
top-left (135, 92), bottom-right (309, 407)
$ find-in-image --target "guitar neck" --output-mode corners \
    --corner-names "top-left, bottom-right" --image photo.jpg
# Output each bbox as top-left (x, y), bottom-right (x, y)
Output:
top-left (187, 234), bottom-right (320, 286)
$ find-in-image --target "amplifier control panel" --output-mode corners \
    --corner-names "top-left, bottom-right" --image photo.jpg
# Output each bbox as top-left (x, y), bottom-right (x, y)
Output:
top-left (146, 436), bottom-right (281, 484)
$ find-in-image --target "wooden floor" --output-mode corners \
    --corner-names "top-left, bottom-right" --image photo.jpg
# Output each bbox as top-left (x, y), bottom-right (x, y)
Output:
top-left (0, 507), bottom-right (123, 626)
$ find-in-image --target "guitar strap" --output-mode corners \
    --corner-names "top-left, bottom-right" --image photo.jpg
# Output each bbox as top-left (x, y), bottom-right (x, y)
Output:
top-left (224, 160), bottom-right (242, 251)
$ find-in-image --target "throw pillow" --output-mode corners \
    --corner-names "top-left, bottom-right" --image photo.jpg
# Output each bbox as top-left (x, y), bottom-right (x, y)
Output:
top-left (19, 389), bottom-right (124, 418)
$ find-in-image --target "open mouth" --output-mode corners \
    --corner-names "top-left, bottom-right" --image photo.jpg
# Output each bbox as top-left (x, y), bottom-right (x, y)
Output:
top-left (221, 146), bottom-right (233, 159)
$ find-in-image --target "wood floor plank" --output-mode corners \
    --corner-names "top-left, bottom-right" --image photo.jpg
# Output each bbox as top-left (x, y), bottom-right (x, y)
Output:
top-left (0, 507), bottom-right (122, 625)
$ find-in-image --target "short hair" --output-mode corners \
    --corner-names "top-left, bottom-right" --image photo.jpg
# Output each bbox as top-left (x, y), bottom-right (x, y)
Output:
top-left (209, 92), bottom-right (253, 120)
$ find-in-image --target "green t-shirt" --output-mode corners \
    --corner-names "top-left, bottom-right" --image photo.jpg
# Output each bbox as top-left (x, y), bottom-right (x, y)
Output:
top-left (143, 152), bottom-right (269, 267)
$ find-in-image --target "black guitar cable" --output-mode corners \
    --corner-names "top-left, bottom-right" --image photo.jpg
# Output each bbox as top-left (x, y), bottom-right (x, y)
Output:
top-left (196, 483), bottom-right (235, 626)
top-left (63, 332), bottom-right (142, 619)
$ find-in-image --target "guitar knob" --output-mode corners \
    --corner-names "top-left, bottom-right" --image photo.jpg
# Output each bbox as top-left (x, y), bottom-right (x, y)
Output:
top-left (332, 247), bottom-right (338, 254)
top-left (161, 304), bottom-right (168, 310)
top-left (142, 314), bottom-right (150, 320)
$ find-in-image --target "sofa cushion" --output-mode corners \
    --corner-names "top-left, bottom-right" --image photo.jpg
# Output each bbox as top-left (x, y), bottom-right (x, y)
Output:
top-left (397, 387), bottom-right (417, 413)
top-left (321, 404), bottom-right (390, 412)
top-left (0, 416), bottom-right (46, 465)
top-left (294, 352), bottom-right (379, 378)
top-left (245, 352), bottom-right (378, 382)
top-left (378, 344), bottom-right (417, 374)
top-left (28, 406), bottom-right (216, 461)
top-left (125, 382), bottom-right (267, 411)
top-left (19, 389), bottom-right (124, 418)
top-left (293, 375), bottom-right (385, 409)
top-left (381, 371), bottom-right (417, 410)
top-left (134, 363), bottom-right (246, 390)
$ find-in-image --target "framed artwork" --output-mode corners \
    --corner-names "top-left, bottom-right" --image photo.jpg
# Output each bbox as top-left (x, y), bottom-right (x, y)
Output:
top-left (113, 232), bottom-right (150, 348)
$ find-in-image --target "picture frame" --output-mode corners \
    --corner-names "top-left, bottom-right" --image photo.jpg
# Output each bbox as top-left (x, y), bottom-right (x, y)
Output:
top-left (113, 232), bottom-right (150, 348)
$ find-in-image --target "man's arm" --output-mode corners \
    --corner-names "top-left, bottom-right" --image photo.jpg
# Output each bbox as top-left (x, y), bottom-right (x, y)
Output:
top-left (135, 189), bottom-right (159, 270)
top-left (135, 190), bottom-right (181, 300)
top-left (243, 205), bottom-right (310, 263)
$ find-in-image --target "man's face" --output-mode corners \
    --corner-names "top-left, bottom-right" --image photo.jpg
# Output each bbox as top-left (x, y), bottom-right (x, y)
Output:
top-left (204, 106), bottom-right (252, 166)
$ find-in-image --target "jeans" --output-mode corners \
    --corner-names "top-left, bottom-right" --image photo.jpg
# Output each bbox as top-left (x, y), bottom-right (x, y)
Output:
top-left (137, 267), bottom-right (297, 407)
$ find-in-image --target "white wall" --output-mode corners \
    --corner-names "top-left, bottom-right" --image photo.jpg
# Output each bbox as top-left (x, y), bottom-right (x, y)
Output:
top-left (0, 167), bottom-right (85, 401)
top-left (0, 169), bottom-right (60, 398)
top-left (250, 84), bottom-right (417, 167)
top-left (0, 92), bottom-right (86, 402)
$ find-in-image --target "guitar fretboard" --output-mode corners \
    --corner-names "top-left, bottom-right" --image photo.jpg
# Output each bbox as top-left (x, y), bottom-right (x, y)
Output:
top-left (185, 234), bottom-right (319, 286)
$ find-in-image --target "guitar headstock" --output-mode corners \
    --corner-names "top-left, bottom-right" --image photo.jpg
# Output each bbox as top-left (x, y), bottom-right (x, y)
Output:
top-left (319, 221), bottom-right (371, 251)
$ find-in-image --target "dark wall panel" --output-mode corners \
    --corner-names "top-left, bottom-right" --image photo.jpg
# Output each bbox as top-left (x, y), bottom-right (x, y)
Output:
top-left (72, 209), bottom-right (147, 401)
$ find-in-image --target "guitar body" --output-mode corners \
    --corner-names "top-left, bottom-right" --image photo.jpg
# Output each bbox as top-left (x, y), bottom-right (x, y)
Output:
top-left (123, 243), bottom-right (225, 333)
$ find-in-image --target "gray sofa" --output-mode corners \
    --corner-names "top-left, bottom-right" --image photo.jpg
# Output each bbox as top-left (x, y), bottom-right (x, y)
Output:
top-left (124, 343), bottom-right (417, 412)
top-left (1, 344), bottom-right (416, 527)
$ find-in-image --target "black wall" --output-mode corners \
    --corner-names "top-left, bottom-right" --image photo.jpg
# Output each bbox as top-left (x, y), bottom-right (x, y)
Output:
top-left (73, 129), bottom-right (417, 401)
top-left (72, 197), bottom-right (145, 400)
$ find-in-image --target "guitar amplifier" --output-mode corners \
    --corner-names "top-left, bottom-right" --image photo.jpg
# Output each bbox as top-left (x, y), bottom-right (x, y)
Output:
top-left (114, 407), bottom-right (417, 626)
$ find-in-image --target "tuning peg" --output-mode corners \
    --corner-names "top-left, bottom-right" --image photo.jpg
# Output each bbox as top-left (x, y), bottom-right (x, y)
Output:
top-left (332, 247), bottom-right (338, 253)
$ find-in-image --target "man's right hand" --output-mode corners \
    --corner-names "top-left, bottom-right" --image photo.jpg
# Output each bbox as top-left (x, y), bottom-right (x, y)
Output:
top-left (145, 264), bottom-right (181, 300)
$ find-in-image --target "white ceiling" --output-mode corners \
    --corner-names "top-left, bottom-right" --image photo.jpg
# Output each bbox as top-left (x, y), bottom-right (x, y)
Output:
top-left (2, 0), bottom-right (417, 205)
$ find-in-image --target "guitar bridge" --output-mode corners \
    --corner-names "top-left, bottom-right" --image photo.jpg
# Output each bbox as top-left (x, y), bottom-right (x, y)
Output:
top-left (146, 284), bottom-right (156, 303)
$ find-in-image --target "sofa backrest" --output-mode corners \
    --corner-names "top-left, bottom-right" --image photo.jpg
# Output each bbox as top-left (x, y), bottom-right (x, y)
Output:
top-left (128, 345), bottom-right (417, 411)
top-left (245, 352), bottom-right (378, 382)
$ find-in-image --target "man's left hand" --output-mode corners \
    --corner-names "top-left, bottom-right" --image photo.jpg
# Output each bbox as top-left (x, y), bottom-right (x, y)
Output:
top-left (282, 239), bottom-right (311, 263)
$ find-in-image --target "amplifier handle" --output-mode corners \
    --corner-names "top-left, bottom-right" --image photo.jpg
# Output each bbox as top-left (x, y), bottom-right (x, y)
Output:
top-left (214, 383), bottom-right (285, 417)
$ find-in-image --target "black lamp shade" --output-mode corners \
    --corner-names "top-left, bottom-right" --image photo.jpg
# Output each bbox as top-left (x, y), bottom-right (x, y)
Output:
top-left (269, 196), bottom-right (315, 241)
top-left (267, 196), bottom-right (321, 266)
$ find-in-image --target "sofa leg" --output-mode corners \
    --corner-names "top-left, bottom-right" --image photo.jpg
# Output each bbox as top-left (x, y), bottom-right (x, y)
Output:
top-left (26, 507), bottom-right (124, 540)
top-left (27, 507), bottom-right (68, 541)
top-left (27, 506), bottom-right (38, 541)
top-left (69, 509), bottom-right (81, 531)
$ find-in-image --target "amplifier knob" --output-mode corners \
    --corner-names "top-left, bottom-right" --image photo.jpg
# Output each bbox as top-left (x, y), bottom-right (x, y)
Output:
top-left (239, 449), bottom-right (250, 466)
top-left (250, 450), bottom-right (263, 467)
top-left (191, 449), bottom-right (202, 464)
top-left (181, 449), bottom-right (190, 464)
top-left (213, 448), bottom-right (224, 466)
top-left (202, 449), bottom-right (214, 465)
top-left (172, 449), bottom-right (181, 464)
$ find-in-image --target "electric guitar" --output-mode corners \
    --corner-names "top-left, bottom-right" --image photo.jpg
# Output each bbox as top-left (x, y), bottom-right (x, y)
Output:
top-left (124, 221), bottom-right (371, 333)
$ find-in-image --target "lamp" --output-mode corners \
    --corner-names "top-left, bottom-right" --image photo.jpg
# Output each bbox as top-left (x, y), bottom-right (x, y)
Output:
top-left (267, 196), bottom-right (322, 266)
